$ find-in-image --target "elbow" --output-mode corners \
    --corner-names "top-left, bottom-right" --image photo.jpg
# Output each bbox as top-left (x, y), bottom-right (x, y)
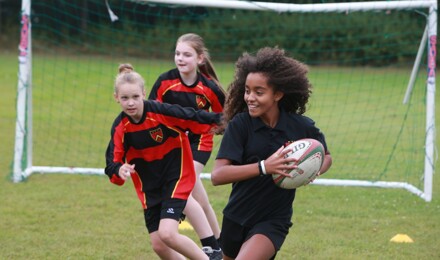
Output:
top-left (326, 154), bottom-right (333, 169)
top-left (210, 170), bottom-right (222, 186)
top-left (320, 154), bottom-right (333, 175)
top-left (211, 159), bottom-right (231, 186)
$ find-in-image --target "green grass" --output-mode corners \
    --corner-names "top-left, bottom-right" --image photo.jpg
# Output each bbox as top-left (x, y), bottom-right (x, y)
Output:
top-left (1, 50), bottom-right (440, 259)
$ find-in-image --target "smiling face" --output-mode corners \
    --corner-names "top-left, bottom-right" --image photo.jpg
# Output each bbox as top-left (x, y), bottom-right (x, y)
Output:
top-left (244, 72), bottom-right (284, 126)
top-left (174, 41), bottom-right (203, 77)
top-left (114, 82), bottom-right (146, 123)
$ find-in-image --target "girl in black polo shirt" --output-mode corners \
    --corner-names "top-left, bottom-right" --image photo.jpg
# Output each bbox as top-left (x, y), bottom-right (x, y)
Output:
top-left (211, 47), bottom-right (333, 260)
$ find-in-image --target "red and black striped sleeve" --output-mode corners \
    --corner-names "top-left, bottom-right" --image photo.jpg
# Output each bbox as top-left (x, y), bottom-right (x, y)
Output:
top-left (145, 100), bottom-right (221, 134)
top-left (148, 74), bottom-right (164, 101)
top-left (104, 114), bottom-right (127, 186)
top-left (148, 70), bottom-right (182, 102)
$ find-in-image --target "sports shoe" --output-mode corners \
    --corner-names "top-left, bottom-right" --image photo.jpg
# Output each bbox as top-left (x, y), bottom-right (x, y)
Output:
top-left (202, 246), bottom-right (223, 260)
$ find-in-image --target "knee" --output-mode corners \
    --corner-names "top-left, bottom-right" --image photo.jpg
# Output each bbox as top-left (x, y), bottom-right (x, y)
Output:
top-left (150, 236), bottom-right (169, 256)
top-left (158, 228), bottom-right (178, 246)
top-left (150, 239), bottom-right (168, 256)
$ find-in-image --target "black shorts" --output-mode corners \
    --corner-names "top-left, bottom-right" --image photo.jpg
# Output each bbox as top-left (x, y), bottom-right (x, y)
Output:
top-left (144, 198), bottom-right (187, 233)
top-left (191, 149), bottom-right (211, 165)
top-left (219, 216), bottom-right (292, 259)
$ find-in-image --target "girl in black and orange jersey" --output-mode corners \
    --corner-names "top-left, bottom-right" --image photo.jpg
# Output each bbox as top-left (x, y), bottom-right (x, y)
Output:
top-left (211, 47), bottom-right (333, 260)
top-left (148, 33), bottom-right (225, 248)
top-left (105, 64), bottom-right (222, 260)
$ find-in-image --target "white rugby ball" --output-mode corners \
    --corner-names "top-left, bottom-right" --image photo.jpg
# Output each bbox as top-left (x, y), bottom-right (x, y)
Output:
top-left (272, 138), bottom-right (324, 189)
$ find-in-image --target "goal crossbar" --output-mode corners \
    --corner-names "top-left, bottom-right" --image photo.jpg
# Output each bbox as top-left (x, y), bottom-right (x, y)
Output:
top-left (136, 0), bottom-right (435, 12)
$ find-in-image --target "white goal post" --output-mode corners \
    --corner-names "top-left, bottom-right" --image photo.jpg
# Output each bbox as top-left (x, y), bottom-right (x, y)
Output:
top-left (14, 0), bottom-right (437, 202)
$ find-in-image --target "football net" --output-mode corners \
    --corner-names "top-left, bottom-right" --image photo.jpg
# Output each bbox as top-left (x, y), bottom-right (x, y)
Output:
top-left (14, 0), bottom-right (437, 201)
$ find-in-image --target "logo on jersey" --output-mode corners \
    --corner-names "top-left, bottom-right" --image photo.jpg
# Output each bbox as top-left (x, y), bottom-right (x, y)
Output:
top-left (196, 95), bottom-right (207, 109)
top-left (149, 128), bottom-right (164, 143)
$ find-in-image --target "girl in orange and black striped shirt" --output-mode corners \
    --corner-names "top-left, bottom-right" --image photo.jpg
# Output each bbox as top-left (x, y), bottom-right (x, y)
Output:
top-left (105, 64), bottom-right (221, 260)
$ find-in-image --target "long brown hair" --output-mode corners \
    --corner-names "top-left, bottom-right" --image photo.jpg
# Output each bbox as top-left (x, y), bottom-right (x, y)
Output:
top-left (177, 33), bottom-right (225, 94)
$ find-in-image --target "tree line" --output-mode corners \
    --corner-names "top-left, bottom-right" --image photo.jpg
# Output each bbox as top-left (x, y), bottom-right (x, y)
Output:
top-left (2, 0), bottom-right (430, 66)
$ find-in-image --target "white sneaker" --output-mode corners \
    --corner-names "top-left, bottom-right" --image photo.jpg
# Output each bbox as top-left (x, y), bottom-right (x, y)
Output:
top-left (202, 246), bottom-right (223, 260)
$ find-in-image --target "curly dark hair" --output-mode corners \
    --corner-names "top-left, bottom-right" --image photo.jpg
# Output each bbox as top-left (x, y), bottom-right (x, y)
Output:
top-left (223, 47), bottom-right (312, 123)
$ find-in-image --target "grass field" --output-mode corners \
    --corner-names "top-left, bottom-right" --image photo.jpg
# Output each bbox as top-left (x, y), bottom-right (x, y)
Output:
top-left (1, 49), bottom-right (440, 259)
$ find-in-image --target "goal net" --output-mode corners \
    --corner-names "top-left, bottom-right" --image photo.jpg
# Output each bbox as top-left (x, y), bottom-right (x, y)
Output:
top-left (14, 0), bottom-right (437, 201)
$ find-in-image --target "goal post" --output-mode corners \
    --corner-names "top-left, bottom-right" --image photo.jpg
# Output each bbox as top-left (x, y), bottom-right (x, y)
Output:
top-left (424, 4), bottom-right (437, 201)
top-left (14, 0), bottom-right (31, 182)
top-left (13, 0), bottom-right (437, 202)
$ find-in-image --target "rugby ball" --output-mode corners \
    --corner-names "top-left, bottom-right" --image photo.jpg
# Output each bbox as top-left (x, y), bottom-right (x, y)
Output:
top-left (272, 138), bottom-right (324, 189)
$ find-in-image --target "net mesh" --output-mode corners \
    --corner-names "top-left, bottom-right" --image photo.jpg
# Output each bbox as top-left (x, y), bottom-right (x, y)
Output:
top-left (25, 0), bottom-right (428, 189)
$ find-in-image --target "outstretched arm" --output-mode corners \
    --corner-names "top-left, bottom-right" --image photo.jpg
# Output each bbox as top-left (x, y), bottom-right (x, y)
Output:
top-left (147, 100), bottom-right (221, 134)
